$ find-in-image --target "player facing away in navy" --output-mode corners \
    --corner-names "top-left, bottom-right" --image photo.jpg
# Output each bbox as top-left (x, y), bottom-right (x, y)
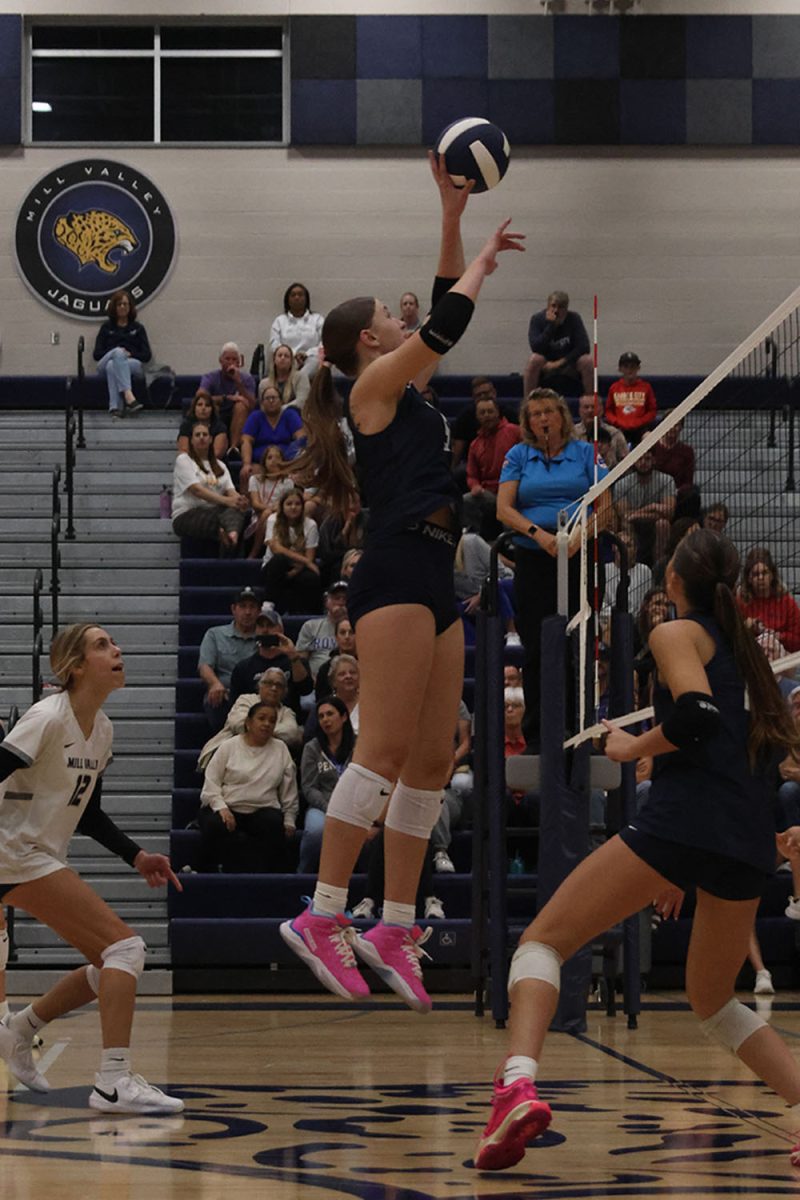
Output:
top-left (280, 154), bottom-right (524, 1011)
top-left (0, 624), bottom-right (184, 1114)
top-left (475, 529), bottom-right (800, 1171)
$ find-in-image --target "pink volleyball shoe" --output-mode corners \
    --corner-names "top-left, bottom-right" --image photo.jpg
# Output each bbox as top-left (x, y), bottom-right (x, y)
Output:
top-left (279, 907), bottom-right (370, 1000)
top-left (474, 1075), bottom-right (552, 1171)
top-left (354, 922), bottom-right (433, 1013)
top-left (791, 1141), bottom-right (800, 1168)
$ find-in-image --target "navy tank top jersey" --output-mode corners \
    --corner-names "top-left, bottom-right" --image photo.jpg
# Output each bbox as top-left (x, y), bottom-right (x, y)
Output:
top-left (636, 611), bottom-right (778, 873)
top-left (345, 384), bottom-right (461, 539)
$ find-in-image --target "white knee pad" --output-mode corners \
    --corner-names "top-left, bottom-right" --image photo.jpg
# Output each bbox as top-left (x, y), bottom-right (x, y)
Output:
top-left (326, 763), bottom-right (394, 831)
top-left (86, 963), bottom-right (101, 994)
top-left (0, 929), bottom-right (8, 972)
top-left (385, 781), bottom-right (444, 839)
top-left (507, 941), bottom-right (563, 993)
top-left (101, 935), bottom-right (146, 981)
top-left (700, 997), bottom-right (766, 1053)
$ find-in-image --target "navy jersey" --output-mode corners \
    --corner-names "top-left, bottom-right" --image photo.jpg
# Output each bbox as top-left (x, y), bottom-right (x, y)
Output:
top-left (345, 384), bottom-right (461, 539)
top-left (636, 611), bottom-right (778, 873)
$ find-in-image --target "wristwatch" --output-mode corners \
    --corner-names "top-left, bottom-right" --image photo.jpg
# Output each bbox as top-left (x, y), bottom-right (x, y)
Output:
top-left (527, 524), bottom-right (539, 538)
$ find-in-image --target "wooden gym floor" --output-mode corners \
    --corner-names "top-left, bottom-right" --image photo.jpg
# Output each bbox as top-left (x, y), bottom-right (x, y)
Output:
top-left (2, 991), bottom-right (800, 1198)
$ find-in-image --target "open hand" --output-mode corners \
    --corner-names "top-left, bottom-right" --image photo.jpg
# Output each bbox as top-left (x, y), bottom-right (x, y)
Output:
top-left (479, 218), bottom-right (526, 275)
top-left (428, 151), bottom-right (474, 219)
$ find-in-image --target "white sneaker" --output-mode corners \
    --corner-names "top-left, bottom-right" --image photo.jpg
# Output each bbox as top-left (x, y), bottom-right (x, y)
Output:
top-left (754, 969), bottom-right (775, 996)
top-left (424, 895), bottom-right (445, 919)
top-left (433, 850), bottom-right (455, 874)
top-left (351, 898), bottom-right (376, 920)
top-left (89, 1071), bottom-right (184, 1114)
top-left (786, 896), bottom-right (800, 921)
top-left (0, 1015), bottom-right (49, 1092)
top-left (505, 633), bottom-right (522, 647)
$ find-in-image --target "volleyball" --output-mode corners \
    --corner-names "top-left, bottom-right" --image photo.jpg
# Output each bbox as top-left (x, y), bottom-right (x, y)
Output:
top-left (435, 118), bottom-right (511, 193)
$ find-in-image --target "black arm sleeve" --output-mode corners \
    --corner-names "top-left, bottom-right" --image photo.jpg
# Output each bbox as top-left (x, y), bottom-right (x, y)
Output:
top-left (431, 275), bottom-right (459, 309)
top-left (76, 777), bottom-right (142, 867)
top-left (0, 745), bottom-right (28, 782)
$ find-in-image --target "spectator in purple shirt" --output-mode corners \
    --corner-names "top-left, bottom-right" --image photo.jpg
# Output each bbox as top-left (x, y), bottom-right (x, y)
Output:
top-left (197, 342), bottom-right (257, 457)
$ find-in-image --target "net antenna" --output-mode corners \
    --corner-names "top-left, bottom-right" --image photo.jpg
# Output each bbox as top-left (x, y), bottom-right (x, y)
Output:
top-left (566, 280), bottom-right (800, 746)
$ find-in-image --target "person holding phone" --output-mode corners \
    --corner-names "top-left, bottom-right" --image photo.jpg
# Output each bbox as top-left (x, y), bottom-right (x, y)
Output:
top-left (196, 342), bottom-right (257, 458)
top-left (228, 610), bottom-right (312, 714)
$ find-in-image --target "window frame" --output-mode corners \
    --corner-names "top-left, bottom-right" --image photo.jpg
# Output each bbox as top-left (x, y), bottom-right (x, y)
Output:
top-left (25, 16), bottom-right (289, 148)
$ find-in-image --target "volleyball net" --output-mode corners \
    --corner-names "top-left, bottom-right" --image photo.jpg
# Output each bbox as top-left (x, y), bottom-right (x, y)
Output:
top-left (567, 282), bottom-right (800, 746)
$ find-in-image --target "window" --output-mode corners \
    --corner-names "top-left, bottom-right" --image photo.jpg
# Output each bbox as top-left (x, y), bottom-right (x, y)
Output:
top-left (29, 21), bottom-right (286, 145)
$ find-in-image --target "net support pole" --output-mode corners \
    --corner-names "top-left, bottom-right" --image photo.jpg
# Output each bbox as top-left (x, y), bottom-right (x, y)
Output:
top-left (471, 605), bottom-right (489, 1018)
top-left (538, 614), bottom-right (591, 1033)
top-left (609, 605), bottom-right (641, 1029)
top-left (556, 509), bottom-right (570, 617)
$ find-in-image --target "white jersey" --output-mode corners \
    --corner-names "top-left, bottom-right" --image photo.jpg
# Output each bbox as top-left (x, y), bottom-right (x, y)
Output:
top-left (0, 691), bottom-right (113, 885)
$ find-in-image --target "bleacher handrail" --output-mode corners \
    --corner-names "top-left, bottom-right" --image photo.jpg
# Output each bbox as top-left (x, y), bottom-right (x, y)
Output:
top-left (32, 568), bottom-right (44, 702)
top-left (75, 336), bottom-right (86, 449)
top-left (64, 405), bottom-right (76, 541)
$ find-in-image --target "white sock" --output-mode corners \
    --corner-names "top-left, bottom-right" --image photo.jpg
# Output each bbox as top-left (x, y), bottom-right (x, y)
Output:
top-left (311, 883), bottom-right (348, 918)
top-left (382, 900), bottom-right (415, 929)
top-left (9, 1004), bottom-right (46, 1038)
top-left (504, 1055), bottom-right (538, 1087)
top-left (99, 1047), bottom-right (131, 1085)
top-left (0, 1000), bottom-right (9, 1021)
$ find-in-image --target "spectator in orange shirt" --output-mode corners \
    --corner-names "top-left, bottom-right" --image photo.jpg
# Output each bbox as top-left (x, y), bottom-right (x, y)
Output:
top-left (605, 352), bottom-right (657, 446)
top-left (463, 391), bottom-right (521, 541)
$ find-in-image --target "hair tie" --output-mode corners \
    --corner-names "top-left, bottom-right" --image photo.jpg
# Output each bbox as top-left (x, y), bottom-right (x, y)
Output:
top-left (318, 346), bottom-right (333, 370)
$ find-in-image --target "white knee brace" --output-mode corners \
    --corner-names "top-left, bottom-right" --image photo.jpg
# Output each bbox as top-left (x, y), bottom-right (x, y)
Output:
top-left (385, 781), bottom-right (444, 839)
top-left (326, 763), bottom-right (394, 831)
top-left (700, 997), bottom-right (766, 1053)
top-left (0, 928), bottom-right (8, 972)
top-left (507, 941), bottom-right (563, 993)
top-left (100, 935), bottom-right (146, 982)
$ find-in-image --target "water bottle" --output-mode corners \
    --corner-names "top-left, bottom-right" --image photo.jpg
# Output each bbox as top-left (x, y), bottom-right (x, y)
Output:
top-left (509, 851), bottom-right (525, 876)
top-left (159, 484), bottom-right (172, 519)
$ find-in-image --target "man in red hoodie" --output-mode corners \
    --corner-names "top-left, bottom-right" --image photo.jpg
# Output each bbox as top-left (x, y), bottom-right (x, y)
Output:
top-left (463, 392), bottom-right (521, 541)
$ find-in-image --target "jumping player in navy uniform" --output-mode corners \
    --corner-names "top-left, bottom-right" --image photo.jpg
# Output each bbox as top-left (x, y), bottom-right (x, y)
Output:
top-left (0, 624), bottom-right (183, 1114)
top-left (475, 528), bottom-right (800, 1171)
top-left (280, 154), bottom-right (524, 1010)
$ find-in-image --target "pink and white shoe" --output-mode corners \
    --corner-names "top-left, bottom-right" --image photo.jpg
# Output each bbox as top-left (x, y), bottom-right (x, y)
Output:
top-left (791, 1141), bottom-right (800, 1168)
top-left (474, 1074), bottom-right (552, 1171)
top-left (354, 923), bottom-right (433, 1013)
top-left (279, 907), bottom-right (370, 1000)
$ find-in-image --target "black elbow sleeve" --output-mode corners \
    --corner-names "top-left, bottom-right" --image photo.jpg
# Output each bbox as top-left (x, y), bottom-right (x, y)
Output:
top-left (431, 275), bottom-right (459, 309)
top-left (419, 292), bottom-right (475, 356)
top-left (662, 691), bottom-right (721, 750)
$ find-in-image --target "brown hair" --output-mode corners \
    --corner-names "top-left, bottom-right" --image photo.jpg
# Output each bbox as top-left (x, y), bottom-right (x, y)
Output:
top-left (189, 391), bottom-right (215, 422)
top-left (288, 297), bottom-right (374, 514)
top-left (187, 422), bottom-right (224, 478)
top-left (245, 700), bottom-right (279, 728)
top-left (50, 623), bottom-right (97, 689)
top-left (671, 529), bottom-right (800, 766)
top-left (273, 486), bottom-right (307, 552)
top-left (519, 388), bottom-right (575, 449)
top-left (739, 546), bottom-right (786, 604)
top-left (106, 289), bottom-right (136, 321)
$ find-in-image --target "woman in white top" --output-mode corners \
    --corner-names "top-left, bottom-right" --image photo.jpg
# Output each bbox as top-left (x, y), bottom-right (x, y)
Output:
top-left (0, 624), bottom-right (183, 1114)
top-left (198, 668), bottom-right (303, 769)
top-left (270, 282), bottom-right (324, 406)
top-left (266, 343), bottom-right (302, 409)
top-left (260, 486), bottom-right (322, 613)
top-left (198, 701), bottom-right (299, 872)
top-left (172, 422), bottom-right (248, 554)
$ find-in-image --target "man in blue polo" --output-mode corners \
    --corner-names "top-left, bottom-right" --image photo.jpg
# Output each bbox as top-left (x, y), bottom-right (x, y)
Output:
top-left (198, 587), bottom-right (261, 732)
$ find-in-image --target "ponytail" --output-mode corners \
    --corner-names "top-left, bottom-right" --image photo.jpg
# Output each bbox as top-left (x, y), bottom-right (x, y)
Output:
top-left (712, 582), bottom-right (800, 767)
top-left (673, 528), bottom-right (800, 767)
top-left (287, 365), bottom-right (358, 516)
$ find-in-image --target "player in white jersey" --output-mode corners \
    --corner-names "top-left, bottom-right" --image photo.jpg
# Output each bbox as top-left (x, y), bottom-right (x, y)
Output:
top-left (0, 624), bottom-right (183, 1114)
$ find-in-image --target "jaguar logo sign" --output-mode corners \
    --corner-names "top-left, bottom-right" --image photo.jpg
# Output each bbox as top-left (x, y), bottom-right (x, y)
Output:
top-left (15, 158), bottom-right (177, 320)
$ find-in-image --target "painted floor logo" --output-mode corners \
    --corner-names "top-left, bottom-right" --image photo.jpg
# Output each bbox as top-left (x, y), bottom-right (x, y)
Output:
top-left (15, 158), bottom-right (177, 320)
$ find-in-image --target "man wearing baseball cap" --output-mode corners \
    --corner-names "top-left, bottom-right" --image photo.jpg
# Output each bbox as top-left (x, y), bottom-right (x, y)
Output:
top-left (605, 351), bottom-right (658, 445)
top-left (197, 587), bottom-right (261, 731)
top-left (295, 582), bottom-right (349, 680)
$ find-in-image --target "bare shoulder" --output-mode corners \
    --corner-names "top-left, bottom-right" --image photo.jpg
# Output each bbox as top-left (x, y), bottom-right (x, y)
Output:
top-left (649, 618), bottom-right (715, 665)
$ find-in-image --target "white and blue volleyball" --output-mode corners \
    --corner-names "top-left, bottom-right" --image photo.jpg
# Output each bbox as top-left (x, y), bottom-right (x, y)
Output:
top-left (435, 118), bottom-right (510, 193)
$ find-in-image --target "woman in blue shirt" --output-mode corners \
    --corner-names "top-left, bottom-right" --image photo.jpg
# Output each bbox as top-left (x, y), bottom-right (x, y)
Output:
top-left (240, 383), bottom-right (304, 489)
top-left (497, 389), bottom-right (609, 747)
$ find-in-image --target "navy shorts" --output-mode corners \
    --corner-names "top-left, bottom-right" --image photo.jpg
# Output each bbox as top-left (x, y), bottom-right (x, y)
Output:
top-left (0, 883), bottom-right (19, 901)
top-left (347, 521), bottom-right (459, 636)
top-left (619, 825), bottom-right (772, 901)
